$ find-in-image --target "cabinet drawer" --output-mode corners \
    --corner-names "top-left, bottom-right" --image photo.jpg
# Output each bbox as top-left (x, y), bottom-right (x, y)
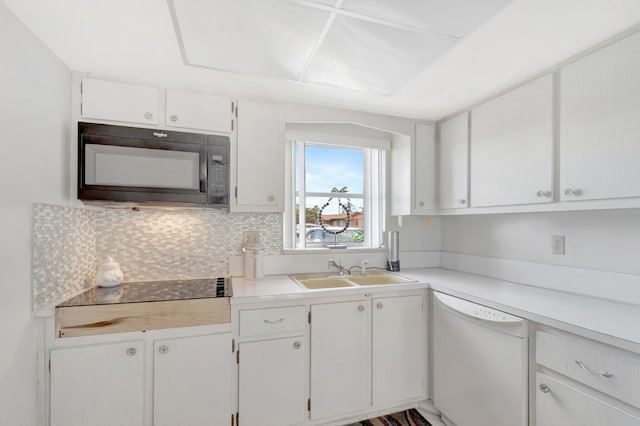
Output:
top-left (240, 306), bottom-right (306, 337)
top-left (536, 331), bottom-right (640, 409)
top-left (536, 373), bottom-right (640, 426)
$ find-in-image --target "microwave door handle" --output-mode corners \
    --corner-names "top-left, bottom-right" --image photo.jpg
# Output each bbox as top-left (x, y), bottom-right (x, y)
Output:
top-left (200, 150), bottom-right (207, 193)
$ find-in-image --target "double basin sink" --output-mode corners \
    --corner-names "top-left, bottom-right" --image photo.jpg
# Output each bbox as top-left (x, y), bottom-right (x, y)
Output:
top-left (290, 270), bottom-right (416, 290)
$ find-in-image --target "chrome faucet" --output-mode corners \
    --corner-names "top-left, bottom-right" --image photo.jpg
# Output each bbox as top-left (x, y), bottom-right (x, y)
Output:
top-left (328, 259), bottom-right (344, 276)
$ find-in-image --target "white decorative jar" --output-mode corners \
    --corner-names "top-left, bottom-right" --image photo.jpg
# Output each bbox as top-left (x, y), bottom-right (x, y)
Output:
top-left (96, 256), bottom-right (124, 288)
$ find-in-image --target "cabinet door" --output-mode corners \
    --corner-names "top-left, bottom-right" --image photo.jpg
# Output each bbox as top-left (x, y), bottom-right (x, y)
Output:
top-left (372, 295), bottom-right (424, 405)
top-left (81, 78), bottom-right (159, 125)
top-left (439, 112), bottom-right (469, 209)
top-left (536, 373), bottom-right (640, 426)
top-left (471, 74), bottom-right (554, 207)
top-left (414, 123), bottom-right (436, 212)
top-left (154, 333), bottom-right (232, 426)
top-left (234, 99), bottom-right (284, 212)
top-left (165, 89), bottom-right (232, 132)
top-left (310, 301), bottom-right (370, 420)
top-left (560, 32), bottom-right (640, 202)
top-left (238, 336), bottom-right (307, 426)
top-left (50, 341), bottom-right (144, 426)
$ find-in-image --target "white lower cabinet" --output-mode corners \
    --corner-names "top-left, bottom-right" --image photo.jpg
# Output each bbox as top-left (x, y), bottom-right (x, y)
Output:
top-left (49, 330), bottom-right (232, 426)
top-left (153, 333), bottom-right (232, 426)
top-left (310, 300), bottom-right (371, 420)
top-left (372, 295), bottom-right (424, 405)
top-left (238, 336), bottom-right (307, 426)
top-left (534, 329), bottom-right (640, 426)
top-left (310, 293), bottom-right (425, 421)
top-left (50, 341), bottom-right (144, 426)
top-left (536, 373), bottom-right (640, 426)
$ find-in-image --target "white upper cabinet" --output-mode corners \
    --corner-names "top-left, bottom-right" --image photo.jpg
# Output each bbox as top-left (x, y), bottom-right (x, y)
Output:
top-left (391, 124), bottom-right (436, 216)
top-left (234, 99), bottom-right (285, 212)
top-left (414, 123), bottom-right (436, 212)
top-left (438, 112), bottom-right (469, 209)
top-left (470, 74), bottom-right (554, 207)
top-left (560, 32), bottom-right (640, 202)
top-left (165, 89), bottom-right (233, 133)
top-left (82, 78), bottom-right (159, 125)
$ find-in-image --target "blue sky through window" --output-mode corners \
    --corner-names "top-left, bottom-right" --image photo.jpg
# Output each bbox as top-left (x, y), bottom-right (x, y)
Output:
top-left (299, 144), bottom-right (364, 215)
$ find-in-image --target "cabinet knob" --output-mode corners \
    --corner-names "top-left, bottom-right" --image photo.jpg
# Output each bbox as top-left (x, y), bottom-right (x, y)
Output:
top-left (458, 199), bottom-right (466, 205)
top-left (358, 305), bottom-right (365, 312)
top-left (144, 112), bottom-right (153, 120)
top-left (158, 345), bottom-right (169, 354)
top-left (537, 190), bottom-right (551, 198)
top-left (268, 195), bottom-right (275, 202)
top-left (564, 188), bottom-right (582, 196)
top-left (376, 302), bottom-right (383, 310)
top-left (418, 201), bottom-right (425, 207)
top-left (539, 383), bottom-right (550, 394)
top-left (169, 114), bottom-right (178, 122)
top-left (126, 347), bottom-right (137, 356)
top-left (293, 341), bottom-right (302, 350)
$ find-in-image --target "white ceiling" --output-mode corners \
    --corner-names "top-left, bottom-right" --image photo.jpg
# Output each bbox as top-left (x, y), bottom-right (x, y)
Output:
top-left (4, 0), bottom-right (640, 120)
top-left (171, 0), bottom-right (510, 94)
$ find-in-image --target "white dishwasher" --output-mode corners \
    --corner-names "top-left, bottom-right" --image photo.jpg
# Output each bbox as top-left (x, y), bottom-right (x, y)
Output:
top-left (432, 292), bottom-right (528, 426)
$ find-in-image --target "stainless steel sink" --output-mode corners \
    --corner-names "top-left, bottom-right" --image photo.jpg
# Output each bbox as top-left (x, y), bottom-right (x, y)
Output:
top-left (290, 270), bottom-right (415, 290)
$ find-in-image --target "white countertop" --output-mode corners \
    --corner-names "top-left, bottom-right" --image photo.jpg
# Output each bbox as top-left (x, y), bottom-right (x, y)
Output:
top-left (232, 268), bottom-right (640, 353)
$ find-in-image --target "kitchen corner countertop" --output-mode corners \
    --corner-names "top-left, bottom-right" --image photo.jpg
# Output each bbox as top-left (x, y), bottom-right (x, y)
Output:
top-left (231, 268), bottom-right (640, 353)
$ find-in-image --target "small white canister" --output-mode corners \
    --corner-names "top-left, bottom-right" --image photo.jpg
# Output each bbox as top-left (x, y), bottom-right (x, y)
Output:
top-left (242, 243), bottom-right (264, 280)
top-left (96, 256), bottom-right (124, 287)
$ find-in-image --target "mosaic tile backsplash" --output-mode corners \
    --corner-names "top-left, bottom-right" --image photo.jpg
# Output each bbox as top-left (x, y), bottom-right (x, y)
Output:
top-left (32, 204), bottom-right (283, 308)
top-left (33, 204), bottom-right (96, 308)
top-left (94, 208), bottom-right (282, 282)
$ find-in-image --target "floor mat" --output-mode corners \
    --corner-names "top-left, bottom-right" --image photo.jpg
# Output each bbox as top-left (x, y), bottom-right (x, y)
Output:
top-left (344, 408), bottom-right (433, 426)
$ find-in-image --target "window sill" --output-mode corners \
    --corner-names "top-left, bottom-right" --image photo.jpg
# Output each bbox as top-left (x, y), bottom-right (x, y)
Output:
top-left (282, 247), bottom-right (385, 255)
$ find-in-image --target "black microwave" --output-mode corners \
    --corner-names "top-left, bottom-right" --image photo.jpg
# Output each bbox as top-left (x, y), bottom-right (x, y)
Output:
top-left (78, 122), bottom-right (229, 207)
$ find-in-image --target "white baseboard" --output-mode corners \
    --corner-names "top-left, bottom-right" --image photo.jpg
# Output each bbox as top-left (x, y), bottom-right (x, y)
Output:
top-left (440, 252), bottom-right (640, 305)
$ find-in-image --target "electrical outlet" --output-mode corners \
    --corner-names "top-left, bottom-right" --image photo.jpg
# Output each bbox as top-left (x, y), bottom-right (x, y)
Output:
top-left (243, 231), bottom-right (260, 244)
top-left (552, 235), bottom-right (565, 255)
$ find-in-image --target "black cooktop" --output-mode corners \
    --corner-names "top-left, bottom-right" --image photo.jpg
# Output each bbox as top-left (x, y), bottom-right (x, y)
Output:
top-left (57, 277), bottom-right (231, 307)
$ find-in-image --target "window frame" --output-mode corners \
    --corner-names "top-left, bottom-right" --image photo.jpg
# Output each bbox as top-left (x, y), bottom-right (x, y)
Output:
top-left (284, 139), bottom-right (385, 251)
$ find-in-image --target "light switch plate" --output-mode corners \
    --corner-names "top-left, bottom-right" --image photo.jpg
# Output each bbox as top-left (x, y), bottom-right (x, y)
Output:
top-left (552, 235), bottom-right (565, 255)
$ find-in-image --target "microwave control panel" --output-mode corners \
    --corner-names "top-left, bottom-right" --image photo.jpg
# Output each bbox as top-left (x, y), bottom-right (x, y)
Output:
top-left (207, 137), bottom-right (229, 205)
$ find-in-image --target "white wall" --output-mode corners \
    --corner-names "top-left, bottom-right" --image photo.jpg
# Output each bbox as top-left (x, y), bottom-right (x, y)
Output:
top-left (0, 3), bottom-right (71, 424)
top-left (442, 209), bottom-right (640, 275)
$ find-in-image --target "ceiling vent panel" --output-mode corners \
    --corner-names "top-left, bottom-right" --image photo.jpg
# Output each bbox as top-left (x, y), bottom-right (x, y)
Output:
top-left (302, 15), bottom-right (455, 94)
top-left (340, 0), bottom-right (512, 38)
top-left (172, 0), bottom-right (331, 80)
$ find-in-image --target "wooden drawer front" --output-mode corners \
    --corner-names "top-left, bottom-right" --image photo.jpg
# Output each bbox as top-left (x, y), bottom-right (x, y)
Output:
top-left (536, 373), bottom-right (640, 426)
top-left (536, 331), bottom-right (640, 409)
top-left (56, 298), bottom-right (230, 338)
top-left (240, 306), bottom-right (306, 337)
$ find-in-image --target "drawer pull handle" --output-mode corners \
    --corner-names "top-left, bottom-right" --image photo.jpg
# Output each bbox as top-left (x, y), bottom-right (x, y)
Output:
top-left (601, 371), bottom-right (614, 378)
top-left (539, 383), bottom-right (551, 393)
top-left (264, 318), bottom-right (285, 324)
top-left (575, 360), bottom-right (592, 372)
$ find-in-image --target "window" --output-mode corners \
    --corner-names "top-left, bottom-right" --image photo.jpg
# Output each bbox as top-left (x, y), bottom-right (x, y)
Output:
top-left (285, 140), bottom-right (385, 250)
